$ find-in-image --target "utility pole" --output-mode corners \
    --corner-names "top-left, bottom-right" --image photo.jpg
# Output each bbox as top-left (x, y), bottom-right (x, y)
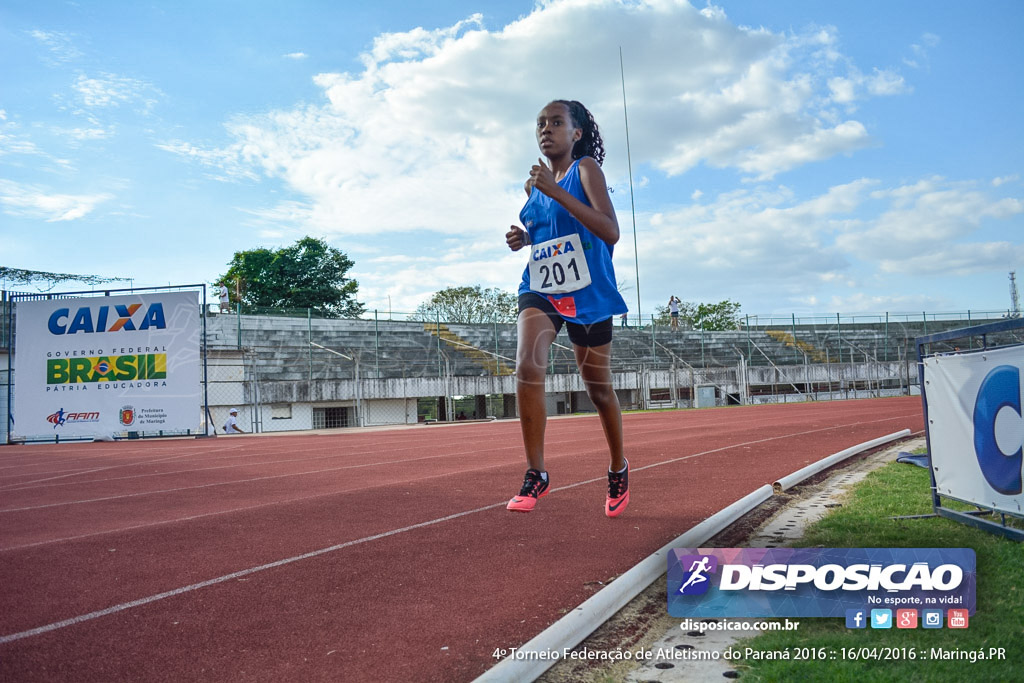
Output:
top-left (620, 47), bottom-right (642, 322)
top-left (1010, 271), bottom-right (1021, 318)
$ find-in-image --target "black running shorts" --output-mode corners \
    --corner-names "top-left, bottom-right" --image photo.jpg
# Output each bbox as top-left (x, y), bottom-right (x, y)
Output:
top-left (517, 292), bottom-right (613, 348)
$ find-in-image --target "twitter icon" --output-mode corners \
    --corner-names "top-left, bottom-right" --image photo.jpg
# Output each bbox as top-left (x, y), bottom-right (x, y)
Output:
top-left (870, 609), bottom-right (893, 629)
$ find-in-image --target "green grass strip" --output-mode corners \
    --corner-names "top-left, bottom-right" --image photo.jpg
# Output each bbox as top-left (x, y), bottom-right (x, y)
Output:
top-left (736, 462), bottom-right (1024, 682)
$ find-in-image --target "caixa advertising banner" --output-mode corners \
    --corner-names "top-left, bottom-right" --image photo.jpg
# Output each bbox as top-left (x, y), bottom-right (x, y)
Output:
top-left (12, 291), bottom-right (201, 439)
top-left (668, 548), bottom-right (975, 618)
top-left (922, 346), bottom-right (1024, 516)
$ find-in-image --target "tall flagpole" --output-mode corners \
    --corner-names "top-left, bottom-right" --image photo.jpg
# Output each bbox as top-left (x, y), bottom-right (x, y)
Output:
top-left (619, 47), bottom-right (642, 322)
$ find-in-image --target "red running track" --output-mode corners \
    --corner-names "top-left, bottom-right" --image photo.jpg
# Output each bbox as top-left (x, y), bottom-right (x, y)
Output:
top-left (0, 397), bottom-right (922, 682)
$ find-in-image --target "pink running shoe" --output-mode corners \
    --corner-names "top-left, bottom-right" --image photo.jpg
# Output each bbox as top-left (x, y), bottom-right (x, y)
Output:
top-left (605, 461), bottom-right (629, 517)
top-left (507, 469), bottom-right (549, 512)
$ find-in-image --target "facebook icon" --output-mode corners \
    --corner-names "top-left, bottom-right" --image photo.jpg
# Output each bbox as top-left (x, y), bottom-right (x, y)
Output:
top-left (845, 609), bottom-right (867, 629)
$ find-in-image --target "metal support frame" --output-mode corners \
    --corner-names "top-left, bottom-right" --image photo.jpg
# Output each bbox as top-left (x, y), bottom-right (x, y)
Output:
top-left (916, 317), bottom-right (1024, 541)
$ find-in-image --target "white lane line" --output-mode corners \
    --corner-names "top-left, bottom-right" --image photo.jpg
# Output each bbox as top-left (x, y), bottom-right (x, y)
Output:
top-left (0, 440), bottom-right (509, 493)
top-left (0, 424), bottom-right (703, 551)
top-left (0, 418), bottom-right (915, 644)
top-left (0, 412), bottom-right (914, 515)
top-left (0, 424), bottom-right (632, 508)
top-left (0, 489), bottom-right (386, 552)
top-left (0, 443), bottom-right (255, 488)
top-left (0, 452), bottom-right (221, 489)
top-left (0, 446), bottom-right (520, 513)
top-left (0, 423), bottom-right (608, 493)
top-left (0, 501), bottom-right (507, 645)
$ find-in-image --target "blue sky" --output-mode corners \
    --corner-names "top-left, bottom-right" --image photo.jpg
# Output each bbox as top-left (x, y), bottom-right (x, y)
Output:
top-left (2, 0), bottom-right (1022, 319)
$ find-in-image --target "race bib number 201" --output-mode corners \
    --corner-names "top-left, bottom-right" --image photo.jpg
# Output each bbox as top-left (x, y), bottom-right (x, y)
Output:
top-left (529, 234), bottom-right (591, 295)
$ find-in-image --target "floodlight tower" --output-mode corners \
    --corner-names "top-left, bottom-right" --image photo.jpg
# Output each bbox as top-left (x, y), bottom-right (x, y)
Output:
top-left (1011, 271), bottom-right (1022, 318)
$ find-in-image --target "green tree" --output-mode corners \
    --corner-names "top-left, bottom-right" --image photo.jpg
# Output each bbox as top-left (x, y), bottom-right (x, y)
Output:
top-left (220, 237), bottom-right (365, 318)
top-left (690, 300), bottom-right (742, 330)
top-left (413, 285), bottom-right (518, 323)
top-left (0, 266), bottom-right (128, 291)
top-left (653, 299), bottom-right (741, 331)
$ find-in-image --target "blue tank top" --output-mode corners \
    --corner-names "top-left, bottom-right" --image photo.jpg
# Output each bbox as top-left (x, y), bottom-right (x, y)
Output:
top-left (518, 158), bottom-right (628, 324)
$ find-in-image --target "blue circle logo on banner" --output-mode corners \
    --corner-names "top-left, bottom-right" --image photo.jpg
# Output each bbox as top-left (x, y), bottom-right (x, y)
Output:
top-left (973, 364), bottom-right (1024, 495)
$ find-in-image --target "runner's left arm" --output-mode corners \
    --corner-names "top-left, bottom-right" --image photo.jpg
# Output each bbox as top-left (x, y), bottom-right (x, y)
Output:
top-left (532, 157), bottom-right (619, 246)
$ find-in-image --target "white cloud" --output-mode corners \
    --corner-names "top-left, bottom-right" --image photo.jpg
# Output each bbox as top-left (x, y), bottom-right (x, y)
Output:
top-left (284, 52), bottom-right (308, 60)
top-left (633, 175), bottom-right (1023, 311)
top-left (877, 243), bottom-right (1024, 276)
top-left (0, 180), bottom-right (112, 222)
top-left (838, 177), bottom-right (1024, 265)
top-left (0, 128), bottom-right (43, 157)
top-left (366, 14), bottom-right (483, 64)
top-left (904, 32), bottom-right (940, 70)
top-left (58, 126), bottom-right (114, 142)
top-left (825, 292), bottom-right (948, 313)
top-left (0, 116), bottom-right (77, 170)
top-left (157, 140), bottom-right (261, 181)
top-left (828, 76), bottom-right (857, 104)
top-left (733, 120), bottom-right (870, 181)
top-left (640, 182), bottom-right (859, 290)
top-left (866, 68), bottom-right (906, 96)
top-left (73, 73), bottom-right (160, 112)
top-left (355, 243), bottom-right (526, 312)
top-left (170, 0), bottom-right (911, 242)
top-left (28, 29), bottom-right (83, 64)
top-left (831, 67), bottom-right (906, 103)
top-left (157, 0), bottom-right (1009, 315)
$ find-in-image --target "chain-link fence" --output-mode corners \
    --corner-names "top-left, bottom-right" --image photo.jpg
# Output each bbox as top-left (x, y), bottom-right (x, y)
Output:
top-left (2, 289), bottom-right (1016, 441)
top-left (198, 306), bottom-right (1014, 434)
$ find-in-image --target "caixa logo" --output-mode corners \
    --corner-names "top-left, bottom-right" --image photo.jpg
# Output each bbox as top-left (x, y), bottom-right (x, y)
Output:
top-left (48, 303), bottom-right (166, 335)
top-left (973, 365), bottom-right (1024, 495)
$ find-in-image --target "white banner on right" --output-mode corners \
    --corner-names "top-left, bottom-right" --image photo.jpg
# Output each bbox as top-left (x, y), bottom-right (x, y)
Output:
top-left (924, 345), bottom-right (1024, 516)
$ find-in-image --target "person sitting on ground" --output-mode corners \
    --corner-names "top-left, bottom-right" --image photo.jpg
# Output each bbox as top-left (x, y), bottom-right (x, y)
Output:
top-left (223, 408), bottom-right (245, 434)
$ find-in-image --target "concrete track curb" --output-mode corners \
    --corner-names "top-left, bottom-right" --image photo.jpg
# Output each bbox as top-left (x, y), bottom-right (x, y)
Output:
top-left (773, 429), bottom-right (911, 492)
top-left (474, 429), bottom-right (912, 683)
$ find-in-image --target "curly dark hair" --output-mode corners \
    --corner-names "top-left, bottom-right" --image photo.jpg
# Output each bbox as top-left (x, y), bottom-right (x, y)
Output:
top-left (550, 99), bottom-right (605, 166)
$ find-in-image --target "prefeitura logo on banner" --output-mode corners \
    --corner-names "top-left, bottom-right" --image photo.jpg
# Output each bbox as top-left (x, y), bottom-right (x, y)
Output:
top-left (667, 548), bottom-right (976, 618)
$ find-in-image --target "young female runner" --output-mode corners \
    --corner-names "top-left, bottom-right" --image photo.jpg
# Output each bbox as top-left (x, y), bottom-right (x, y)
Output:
top-left (504, 99), bottom-right (630, 517)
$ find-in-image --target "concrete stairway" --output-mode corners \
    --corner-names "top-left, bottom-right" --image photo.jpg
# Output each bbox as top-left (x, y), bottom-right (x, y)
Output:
top-left (424, 323), bottom-right (515, 376)
top-left (765, 329), bottom-right (831, 363)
